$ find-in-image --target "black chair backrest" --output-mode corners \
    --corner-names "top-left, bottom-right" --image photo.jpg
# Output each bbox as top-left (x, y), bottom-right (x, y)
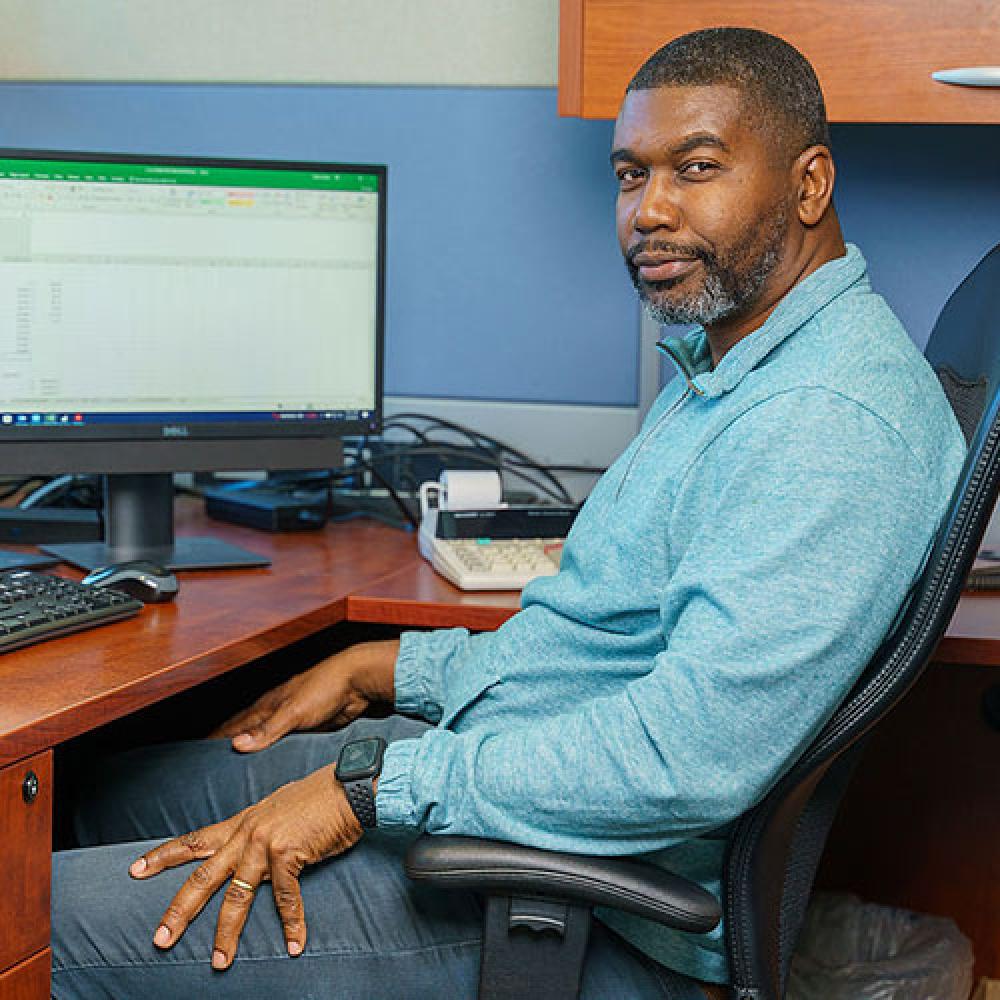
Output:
top-left (722, 243), bottom-right (1000, 1000)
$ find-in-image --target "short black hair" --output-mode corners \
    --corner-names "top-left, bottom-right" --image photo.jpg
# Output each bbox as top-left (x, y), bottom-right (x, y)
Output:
top-left (627, 27), bottom-right (831, 157)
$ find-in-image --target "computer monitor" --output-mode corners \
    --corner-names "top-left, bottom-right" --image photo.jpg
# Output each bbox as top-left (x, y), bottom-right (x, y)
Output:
top-left (0, 150), bottom-right (385, 570)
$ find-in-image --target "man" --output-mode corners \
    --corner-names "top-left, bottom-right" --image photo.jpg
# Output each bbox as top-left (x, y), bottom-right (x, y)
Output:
top-left (52, 27), bottom-right (966, 1000)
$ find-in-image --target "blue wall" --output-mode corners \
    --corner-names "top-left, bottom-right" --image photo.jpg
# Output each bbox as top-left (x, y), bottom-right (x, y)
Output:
top-left (0, 84), bottom-right (997, 406)
top-left (0, 84), bottom-right (636, 406)
top-left (831, 124), bottom-right (1000, 350)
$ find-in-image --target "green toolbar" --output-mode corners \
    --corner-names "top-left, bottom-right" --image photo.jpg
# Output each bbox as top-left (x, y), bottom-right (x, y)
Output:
top-left (0, 158), bottom-right (379, 192)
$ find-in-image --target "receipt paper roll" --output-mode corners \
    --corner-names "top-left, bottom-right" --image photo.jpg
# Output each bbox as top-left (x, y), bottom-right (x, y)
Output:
top-left (439, 469), bottom-right (503, 511)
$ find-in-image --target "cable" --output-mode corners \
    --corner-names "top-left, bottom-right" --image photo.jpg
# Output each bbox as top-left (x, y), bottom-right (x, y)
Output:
top-left (507, 462), bottom-right (607, 475)
top-left (0, 477), bottom-right (48, 503)
top-left (384, 412), bottom-right (584, 505)
top-left (364, 464), bottom-right (420, 529)
top-left (345, 445), bottom-right (569, 505)
top-left (205, 412), bottom-right (600, 525)
top-left (369, 429), bottom-right (567, 503)
top-left (378, 419), bottom-right (430, 442)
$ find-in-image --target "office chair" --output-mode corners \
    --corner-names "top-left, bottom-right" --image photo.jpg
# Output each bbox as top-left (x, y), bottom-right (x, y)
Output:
top-left (404, 241), bottom-right (1000, 1000)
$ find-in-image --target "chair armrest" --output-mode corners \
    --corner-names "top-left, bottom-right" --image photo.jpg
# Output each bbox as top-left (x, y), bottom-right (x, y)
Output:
top-left (404, 835), bottom-right (721, 935)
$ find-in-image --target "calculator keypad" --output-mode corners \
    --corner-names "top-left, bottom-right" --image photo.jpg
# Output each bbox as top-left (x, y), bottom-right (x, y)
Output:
top-left (435, 538), bottom-right (563, 590)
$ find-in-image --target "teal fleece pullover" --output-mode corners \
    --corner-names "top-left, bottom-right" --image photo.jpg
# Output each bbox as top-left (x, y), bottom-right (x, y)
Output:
top-left (375, 245), bottom-right (966, 982)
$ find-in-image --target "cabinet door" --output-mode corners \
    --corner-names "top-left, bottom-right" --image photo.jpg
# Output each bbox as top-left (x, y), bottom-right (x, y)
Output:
top-left (0, 950), bottom-right (50, 1000)
top-left (0, 752), bottom-right (51, 975)
top-left (560, 0), bottom-right (1000, 122)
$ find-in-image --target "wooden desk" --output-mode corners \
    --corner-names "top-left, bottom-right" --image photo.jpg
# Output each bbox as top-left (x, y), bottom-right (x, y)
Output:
top-left (0, 501), bottom-right (997, 995)
top-left (0, 505), bottom-right (423, 769)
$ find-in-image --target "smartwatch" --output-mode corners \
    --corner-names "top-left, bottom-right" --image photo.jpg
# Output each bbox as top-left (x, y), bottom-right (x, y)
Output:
top-left (335, 736), bottom-right (387, 829)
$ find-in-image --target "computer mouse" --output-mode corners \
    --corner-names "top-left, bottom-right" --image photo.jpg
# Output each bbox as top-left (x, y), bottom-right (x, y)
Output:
top-left (81, 559), bottom-right (180, 603)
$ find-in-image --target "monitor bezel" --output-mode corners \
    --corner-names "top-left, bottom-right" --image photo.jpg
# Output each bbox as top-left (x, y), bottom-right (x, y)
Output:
top-left (0, 148), bottom-right (385, 457)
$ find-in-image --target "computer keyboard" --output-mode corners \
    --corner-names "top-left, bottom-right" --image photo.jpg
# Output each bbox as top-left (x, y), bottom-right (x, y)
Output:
top-left (0, 570), bottom-right (143, 655)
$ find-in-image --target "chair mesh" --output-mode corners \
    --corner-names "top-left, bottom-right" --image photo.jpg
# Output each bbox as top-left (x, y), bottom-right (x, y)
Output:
top-left (936, 366), bottom-right (988, 445)
top-left (777, 749), bottom-right (861, 980)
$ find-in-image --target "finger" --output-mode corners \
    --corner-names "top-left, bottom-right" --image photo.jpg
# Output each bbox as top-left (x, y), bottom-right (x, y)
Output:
top-left (231, 702), bottom-right (301, 752)
top-left (211, 863), bottom-right (267, 970)
top-left (130, 820), bottom-right (233, 878)
top-left (208, 706), bottom-right (259, 739)
top-left (210, 686), bottom-right (286, 739)
top-left (210, 703), bottom-right (270, 741)
top-left (269, 845), bottom-right (307, 957)
top-left (153, 849), bottom-right (235, 951)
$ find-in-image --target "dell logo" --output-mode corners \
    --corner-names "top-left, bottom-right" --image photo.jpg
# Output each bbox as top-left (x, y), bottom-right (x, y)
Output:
top-left (162, 425), bottom-right (190, 438)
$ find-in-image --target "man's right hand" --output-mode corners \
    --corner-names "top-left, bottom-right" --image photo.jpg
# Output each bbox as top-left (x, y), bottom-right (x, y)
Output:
top-left (209, 639), bottom-right (400, 752)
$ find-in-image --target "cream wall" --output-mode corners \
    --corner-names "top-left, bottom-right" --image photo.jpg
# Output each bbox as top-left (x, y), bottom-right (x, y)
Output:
top-left (0, 0), bottom-right (559, 84)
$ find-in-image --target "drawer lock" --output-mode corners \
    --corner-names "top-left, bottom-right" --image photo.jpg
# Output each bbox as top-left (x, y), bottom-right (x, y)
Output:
top-left (22, 769), bottom-right (39, 804)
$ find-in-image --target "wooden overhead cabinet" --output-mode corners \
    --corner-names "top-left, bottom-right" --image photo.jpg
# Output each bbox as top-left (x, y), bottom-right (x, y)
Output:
top-left (559, 0), bottom-right (1000, 122)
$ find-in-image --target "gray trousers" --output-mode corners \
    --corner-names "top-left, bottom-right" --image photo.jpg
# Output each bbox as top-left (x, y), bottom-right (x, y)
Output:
top-left (51, 715), bottom-right (705, 999)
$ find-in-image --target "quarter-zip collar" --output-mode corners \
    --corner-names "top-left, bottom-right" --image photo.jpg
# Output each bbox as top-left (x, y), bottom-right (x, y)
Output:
top-left (656, 244), bottom-right (868, 399)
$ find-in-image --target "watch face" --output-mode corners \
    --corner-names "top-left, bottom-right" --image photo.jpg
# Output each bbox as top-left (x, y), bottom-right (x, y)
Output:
top-left (337, 737), bottom-right (384, 781)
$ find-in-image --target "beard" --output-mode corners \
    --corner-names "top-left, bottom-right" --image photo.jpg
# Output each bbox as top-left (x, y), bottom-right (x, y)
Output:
top-left (626, 200), bottom-right (789, 328)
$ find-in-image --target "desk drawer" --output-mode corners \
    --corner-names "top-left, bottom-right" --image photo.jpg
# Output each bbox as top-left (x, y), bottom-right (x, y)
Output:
top-left (0, 752), bottom-right (51, 975)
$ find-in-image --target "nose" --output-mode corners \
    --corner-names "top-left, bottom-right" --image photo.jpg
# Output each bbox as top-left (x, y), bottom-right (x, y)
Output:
top-left (633, 172), bottom-right (681, 234)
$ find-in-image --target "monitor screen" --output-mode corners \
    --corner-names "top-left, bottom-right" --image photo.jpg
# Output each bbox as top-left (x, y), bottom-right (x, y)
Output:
top-left (0, 150), bottom-right (386, 569)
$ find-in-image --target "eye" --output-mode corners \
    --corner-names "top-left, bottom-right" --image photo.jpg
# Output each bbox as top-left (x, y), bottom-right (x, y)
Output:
top-left (615, 166), bottom-right (646, 189)
top-left (679, 160), bottom-right (719, 179)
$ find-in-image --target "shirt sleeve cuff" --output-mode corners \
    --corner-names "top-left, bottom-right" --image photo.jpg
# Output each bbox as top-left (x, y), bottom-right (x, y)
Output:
top-left (393, 631), bottom-right (441, 722)
top-left (375, 738), bottom-right (420, 829)
top-left (394, 628), bottom-right (470, 723)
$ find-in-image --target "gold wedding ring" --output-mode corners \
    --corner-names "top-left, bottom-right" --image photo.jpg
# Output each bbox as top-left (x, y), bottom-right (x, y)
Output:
top-left (231, 877), bottom-right (256, 893)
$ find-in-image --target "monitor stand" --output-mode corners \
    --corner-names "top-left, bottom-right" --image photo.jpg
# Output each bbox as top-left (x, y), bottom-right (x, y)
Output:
top-left (42, 473), bottom-right (271, 572)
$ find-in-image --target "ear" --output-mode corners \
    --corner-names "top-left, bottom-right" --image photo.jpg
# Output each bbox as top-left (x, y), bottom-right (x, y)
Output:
top-left (794, 145), bottom-right (835, 228)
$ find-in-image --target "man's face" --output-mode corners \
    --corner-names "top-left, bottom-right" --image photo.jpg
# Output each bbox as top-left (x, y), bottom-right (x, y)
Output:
top-left (612, 85), bottom-right (792, 331)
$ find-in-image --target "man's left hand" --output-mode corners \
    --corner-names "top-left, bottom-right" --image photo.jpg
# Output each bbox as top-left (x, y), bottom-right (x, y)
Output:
top-left (129, 766), bottom-right (364, 969)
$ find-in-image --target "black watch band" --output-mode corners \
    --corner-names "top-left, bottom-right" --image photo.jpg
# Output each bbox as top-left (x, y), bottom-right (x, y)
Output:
top-left (341, 777), bottom-right (378, 829)
top-left (335, 737), bottom-right (386, 830)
